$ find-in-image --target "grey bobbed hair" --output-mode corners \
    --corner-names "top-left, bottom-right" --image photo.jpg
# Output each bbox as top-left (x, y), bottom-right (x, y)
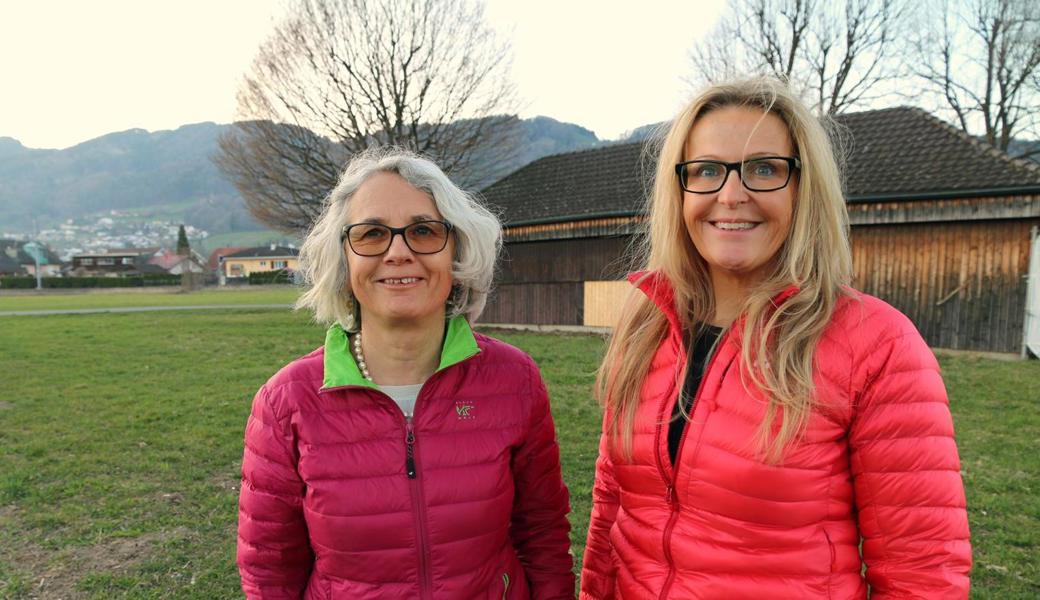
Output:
top-left (294, 147), bottom-right (502, 331)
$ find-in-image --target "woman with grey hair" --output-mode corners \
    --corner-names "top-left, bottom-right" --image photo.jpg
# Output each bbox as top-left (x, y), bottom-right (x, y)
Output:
top-left (236, 149), bottom-right (575, 599)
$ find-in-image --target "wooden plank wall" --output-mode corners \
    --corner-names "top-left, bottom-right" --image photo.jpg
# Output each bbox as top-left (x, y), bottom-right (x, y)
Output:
top-left (584, 280), bottom-right (633, 327)
top-left (851, 219), bottom-right (1037, 353)
top-left (481, 282), bottom-right (584, 325)
top-left (483, 237), bottom-right (632, 325)
top-left (486, 214), bottom-right (1038, 353)
top-left (497, 237), bottom-right (633, 283)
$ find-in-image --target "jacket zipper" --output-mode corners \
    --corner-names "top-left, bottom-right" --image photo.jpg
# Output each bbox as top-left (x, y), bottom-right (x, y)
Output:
top-left (324, 349), bottom-right (481, 600)
top-left (656, 334), bottom-right (727, 600)
top-left (405, 416), bottom-right (434, 600)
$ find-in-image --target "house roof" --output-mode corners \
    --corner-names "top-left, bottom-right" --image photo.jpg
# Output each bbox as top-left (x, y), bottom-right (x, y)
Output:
top-left (0, 253), bottom-right (27, 275)
top-left (0, 239), bottom-right (63, 265)
top-left (207, 247), bottom-right (246, 271)
top-left (74, 247), bottom-right (161, 259)
top-left (145, 249), bottom-right (202, 271)
top-left (480, 106), bottom-right (1040, 226)
top-left (224, 245), bottom-right (300, 259)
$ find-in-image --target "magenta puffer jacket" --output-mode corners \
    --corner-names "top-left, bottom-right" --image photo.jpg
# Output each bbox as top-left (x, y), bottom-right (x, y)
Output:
top-left (580, 273), bottom-right (971, 599)
top-left (238, 316), bottom-right (574, 599)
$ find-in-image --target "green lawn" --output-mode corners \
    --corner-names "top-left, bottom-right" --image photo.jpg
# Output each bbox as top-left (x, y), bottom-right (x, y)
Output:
top-left (0, 310), bottom-right (1036, 598)
top-left (0, 287), bottom-right (300, 312)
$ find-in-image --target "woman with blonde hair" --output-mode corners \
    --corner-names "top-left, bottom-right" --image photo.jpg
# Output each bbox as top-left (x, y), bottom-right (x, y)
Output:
top-left (579, 78), bottom-right (971, 599)
top-left (237, 148), bottom-right (574, 599)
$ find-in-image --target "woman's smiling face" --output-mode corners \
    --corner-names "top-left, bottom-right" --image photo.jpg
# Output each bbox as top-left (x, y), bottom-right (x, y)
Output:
top-left (345, 172), bottom-right (454, 329)
top-left (682, 106), bottom-right (797, 286)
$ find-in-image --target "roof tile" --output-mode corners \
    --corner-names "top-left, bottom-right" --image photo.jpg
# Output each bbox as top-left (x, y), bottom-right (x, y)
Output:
top-left (480, 107), bottom-right (1040, 225)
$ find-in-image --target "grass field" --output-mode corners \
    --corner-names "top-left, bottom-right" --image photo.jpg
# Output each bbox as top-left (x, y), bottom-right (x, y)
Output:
top-left (0, 287), bottom-right (300, 312)
top-left (0, 308), bottom-right (1036, 598)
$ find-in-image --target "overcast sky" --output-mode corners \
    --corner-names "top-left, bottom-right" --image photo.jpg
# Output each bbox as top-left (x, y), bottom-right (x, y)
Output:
top-left (0, 0), bottom-right (725, 150)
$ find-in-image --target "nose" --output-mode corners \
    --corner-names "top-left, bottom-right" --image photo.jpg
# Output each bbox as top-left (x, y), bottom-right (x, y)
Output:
top-left (716, 169), bottom-right (748, 208)
top-left (383, 231), bottom-right (414, 262)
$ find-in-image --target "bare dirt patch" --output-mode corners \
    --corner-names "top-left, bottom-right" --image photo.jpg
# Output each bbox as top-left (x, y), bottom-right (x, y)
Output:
top-left (11, 527), bottom-right (192, 599)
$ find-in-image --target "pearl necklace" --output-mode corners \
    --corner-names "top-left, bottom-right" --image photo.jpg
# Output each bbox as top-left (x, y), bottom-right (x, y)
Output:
top-left (353, 332), bottom-right (372, 381)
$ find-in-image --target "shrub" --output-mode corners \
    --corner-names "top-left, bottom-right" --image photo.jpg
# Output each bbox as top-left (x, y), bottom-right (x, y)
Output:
top-left (248, 269), bottom-right (296, 285)
top-left (0, 275), bottom-right (181, 289)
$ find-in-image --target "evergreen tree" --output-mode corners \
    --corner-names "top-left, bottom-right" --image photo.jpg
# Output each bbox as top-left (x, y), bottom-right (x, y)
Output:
top-left (176, 225), bottom-right (190, 256)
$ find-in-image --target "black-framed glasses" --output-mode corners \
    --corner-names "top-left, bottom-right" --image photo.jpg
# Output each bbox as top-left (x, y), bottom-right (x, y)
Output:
top-left (675, 156), bottom-right (801, 193)
top-left (341, 220), bottom-right (453, 257)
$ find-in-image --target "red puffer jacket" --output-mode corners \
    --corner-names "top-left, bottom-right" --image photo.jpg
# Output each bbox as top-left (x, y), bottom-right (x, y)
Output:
top-left (238, 316), bottom-right (574, 599)
top-left (580, 273), bottom-right (971, 599)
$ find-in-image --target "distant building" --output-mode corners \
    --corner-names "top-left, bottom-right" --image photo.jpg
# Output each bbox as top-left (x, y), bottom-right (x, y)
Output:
top-left (70, 247), bottom-right (161, 276)
top-left (0, 239), bottom-right (63, 277)
top-left (220, 244), bottom-right (300, 282)
top-left (206, 247), bottom-right (247, 278)
top-left (147, 249), bottom-right (206, 275)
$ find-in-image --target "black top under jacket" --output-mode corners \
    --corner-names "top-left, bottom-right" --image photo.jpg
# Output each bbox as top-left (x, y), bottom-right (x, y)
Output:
top-left (668, 325), bottom-right (723, 465)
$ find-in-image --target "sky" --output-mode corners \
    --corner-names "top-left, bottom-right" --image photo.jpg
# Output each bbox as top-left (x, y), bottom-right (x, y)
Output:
top-left (0, 0), bottom-right (725, 150)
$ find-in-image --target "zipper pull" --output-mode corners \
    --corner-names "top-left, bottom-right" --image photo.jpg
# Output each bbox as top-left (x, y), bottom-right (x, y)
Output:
top-left (405, 423), bottom-right (417, 479)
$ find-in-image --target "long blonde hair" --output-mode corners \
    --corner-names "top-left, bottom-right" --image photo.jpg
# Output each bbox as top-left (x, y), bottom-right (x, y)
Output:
top-left (597, 78), bottom-right (852, 462)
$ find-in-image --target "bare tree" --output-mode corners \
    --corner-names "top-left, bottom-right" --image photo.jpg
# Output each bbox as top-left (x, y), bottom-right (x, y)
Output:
top-left (216, 0), bottom-right (520, 234)
top-left (912, 0), bottom-right (1040, 155)
top-left (689, 0), bottom-right (906, 114)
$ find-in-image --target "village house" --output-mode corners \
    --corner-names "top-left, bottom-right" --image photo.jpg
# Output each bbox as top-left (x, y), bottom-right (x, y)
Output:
top-left (0, 239), bottom-right (63, 277)
top-left (480, 106), bottom-right (1040, 355)
top-left (220, 244), bottom-right (300, 282)
top-left (147, 248), bottom-right (207, 275)
top-left (206, 247), bottom-right (246, 280)
top-left (70, 247), bottom-right (162, 276)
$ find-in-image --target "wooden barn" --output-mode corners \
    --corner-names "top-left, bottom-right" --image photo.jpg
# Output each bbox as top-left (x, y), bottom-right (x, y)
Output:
top-left (479, 107), bottom-right (1040, 355)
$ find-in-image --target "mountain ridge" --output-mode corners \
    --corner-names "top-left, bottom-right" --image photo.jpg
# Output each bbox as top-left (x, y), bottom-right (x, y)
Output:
top-left (0, 117), bottom-right (604, 235)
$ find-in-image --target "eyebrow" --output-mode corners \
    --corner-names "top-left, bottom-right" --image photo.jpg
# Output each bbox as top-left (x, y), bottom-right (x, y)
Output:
top-left (689, 151), bottom-right (789, 161)
top-left (354, 214), bottom-right (439, 225)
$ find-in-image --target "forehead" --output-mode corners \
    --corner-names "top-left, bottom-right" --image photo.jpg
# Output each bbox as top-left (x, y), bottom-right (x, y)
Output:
top-left (348, 172), bottom-right (441, 221)
top-left (685, 106), bottom-right (793, 158)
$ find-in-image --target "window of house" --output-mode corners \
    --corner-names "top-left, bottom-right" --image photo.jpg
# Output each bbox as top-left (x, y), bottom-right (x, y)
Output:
top-left (273, 260), bottom-right (287, 269)
top-left (98, 258), bottom-right (115, 266)
top-left (81, 258), bottom-right (94, 265)
top-left (121, 257), bottom-right (133, 265)
top-left (259, 261), bottom-right (267, 267)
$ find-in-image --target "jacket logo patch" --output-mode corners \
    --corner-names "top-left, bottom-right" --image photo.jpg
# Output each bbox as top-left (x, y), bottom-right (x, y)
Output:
top-left (455, 402), bottom-right (474, 420)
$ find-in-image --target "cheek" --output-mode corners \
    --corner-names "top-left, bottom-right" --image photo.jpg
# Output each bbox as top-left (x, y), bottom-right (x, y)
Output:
top-left (345, 254), bottom-right (370, 291)
top-left (772, 194), bottom-right (795, 242)
top-left (681, 197), bottom-right (705, 242)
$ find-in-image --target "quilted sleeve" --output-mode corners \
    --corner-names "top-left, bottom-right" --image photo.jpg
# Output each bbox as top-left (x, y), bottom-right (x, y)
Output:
top-left (849, 319), bottom-right (972, 599)
top-left (509, 361), bottom-right (576, 600)
top-left (237, 384), bottom-right (313, 599)
top-left (579, 412), bottom-right (620, 600)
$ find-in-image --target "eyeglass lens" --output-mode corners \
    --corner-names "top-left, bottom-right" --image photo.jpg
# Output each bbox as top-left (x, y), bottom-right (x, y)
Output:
top-left (347, 221), bottom-right (450, 256)
top-left (682, 158), bottom-right (793, 192)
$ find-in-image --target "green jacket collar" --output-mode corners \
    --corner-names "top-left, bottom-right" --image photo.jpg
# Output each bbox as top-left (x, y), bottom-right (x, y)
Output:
top-left (321, 314), bottom-right (480, 390)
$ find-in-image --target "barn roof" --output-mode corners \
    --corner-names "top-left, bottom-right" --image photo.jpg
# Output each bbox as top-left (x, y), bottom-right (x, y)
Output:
top-left (840, 106), bottom-right (1040, 199)
top-left (480, 106), bottom-right (1040, 227)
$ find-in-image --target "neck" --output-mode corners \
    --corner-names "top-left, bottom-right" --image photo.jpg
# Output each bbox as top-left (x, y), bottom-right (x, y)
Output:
top-left (708, 269), bottom-right (760, 327)
top-left (357, 312), bottom-right (446, 385)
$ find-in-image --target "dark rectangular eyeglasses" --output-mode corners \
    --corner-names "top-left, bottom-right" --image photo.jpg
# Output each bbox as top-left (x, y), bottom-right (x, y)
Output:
top-left (675, 156), bottom-right (801, 193)
top-left (341, 220), bottom-right (453, 257)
